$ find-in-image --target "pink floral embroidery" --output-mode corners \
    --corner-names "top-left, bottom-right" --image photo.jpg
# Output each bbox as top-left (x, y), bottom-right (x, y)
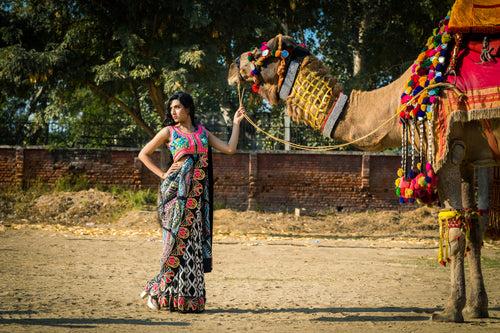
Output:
top-left (178, 227), bottom-right (189, 239)
top-left (193, 168), bottom-right (205, 180)
top-left (166, 256), bottom-right (179, 268)
top-left (186, 198), bottom-right (198, 209)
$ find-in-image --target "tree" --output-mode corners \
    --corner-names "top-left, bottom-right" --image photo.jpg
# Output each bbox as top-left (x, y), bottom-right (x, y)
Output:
top-left (314, 0), bottom-right (454, 90)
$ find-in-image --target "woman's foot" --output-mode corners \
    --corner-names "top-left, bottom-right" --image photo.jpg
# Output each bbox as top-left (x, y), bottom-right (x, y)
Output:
top-left (140, 290), bottom-right (148, 299)
top-left (147, 296), bottom-right (160, 311)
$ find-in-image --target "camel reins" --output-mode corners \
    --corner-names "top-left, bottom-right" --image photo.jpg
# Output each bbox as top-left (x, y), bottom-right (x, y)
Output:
top-left (236, 81), bottom-right (464, 151)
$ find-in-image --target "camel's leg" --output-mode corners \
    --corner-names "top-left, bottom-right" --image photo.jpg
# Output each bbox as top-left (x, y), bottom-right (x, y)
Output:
top-left (432, 145), bottom-right (467, 323)
top-left (465, 167), bottom-right (489, 318)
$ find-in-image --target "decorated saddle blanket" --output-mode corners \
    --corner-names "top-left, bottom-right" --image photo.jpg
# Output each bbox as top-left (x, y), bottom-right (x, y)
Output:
top-left (394, 13), bottom-right (500, 205)
top-left (435, 37), bottom-right (500, 169)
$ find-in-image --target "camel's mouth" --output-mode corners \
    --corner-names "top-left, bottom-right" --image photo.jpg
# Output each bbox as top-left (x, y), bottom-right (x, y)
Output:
top-left (227, 53), bottom-right (255, 87)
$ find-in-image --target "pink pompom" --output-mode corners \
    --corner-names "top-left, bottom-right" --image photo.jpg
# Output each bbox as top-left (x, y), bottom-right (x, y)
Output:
top-left (426, 49), bottom-right (437, 57)
top-left (401, 95), bottom-right (411, 104)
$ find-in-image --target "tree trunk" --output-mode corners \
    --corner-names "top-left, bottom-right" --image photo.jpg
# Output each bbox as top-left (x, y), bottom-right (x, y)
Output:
top-left (146, 80), bottom-right (171, 170)
top-left (147, 81), bottom-right (166, 122)
top-left (89, 84), bottom-right (155, 138)
top-left (353, 18), bottom-right (366, 77)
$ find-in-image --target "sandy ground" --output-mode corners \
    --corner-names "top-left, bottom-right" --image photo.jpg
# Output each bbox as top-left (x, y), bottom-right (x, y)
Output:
top-left (0, 217), bottom-right (499, 333)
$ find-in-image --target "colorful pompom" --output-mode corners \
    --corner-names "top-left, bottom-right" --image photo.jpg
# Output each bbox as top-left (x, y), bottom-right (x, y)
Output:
top-left (251, 83), bottom-right (259, 93)
top-left (395, 178), bottom-right (401, 187)
top-left (398, 14), bottom-right (449, 127)
top-left (397, 168), bottom-right (404, 177)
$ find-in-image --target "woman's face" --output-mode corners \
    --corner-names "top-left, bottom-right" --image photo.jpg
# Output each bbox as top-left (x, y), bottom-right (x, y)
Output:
top-left (170, 99), bottom-right (190, 124)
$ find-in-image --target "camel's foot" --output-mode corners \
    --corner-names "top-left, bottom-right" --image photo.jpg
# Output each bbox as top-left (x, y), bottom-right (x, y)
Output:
top-left (431, 310), bottom-right (464, 323)
top-left (464, 306), bottom-right (489, 319)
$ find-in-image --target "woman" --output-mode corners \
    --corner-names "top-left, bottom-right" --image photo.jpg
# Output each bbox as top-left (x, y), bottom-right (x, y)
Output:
top-left (138, 91), bottom-right (245, 313)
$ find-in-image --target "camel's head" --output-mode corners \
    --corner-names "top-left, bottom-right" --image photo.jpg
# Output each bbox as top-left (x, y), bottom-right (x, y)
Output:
top-left (228, 34), bottom-right (302, 105)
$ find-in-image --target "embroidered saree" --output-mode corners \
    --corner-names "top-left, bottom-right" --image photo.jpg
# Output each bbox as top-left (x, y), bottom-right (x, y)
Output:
top-left (144, 152), bottom-right (212, 312)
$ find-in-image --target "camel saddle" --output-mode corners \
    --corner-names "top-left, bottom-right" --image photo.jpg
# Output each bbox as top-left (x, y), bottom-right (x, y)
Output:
top-left (449, 0), bottom-right (500, 34)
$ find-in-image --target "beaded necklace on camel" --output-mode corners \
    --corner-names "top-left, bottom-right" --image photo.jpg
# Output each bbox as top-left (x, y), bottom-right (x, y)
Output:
top-left (394, 14), bottom-right (454, 205)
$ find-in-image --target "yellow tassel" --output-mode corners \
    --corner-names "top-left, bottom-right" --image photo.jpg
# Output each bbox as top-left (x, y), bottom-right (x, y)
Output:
top-left (438, 215), bottom-right (444, 265)
top-left (445, 225), bottom-right (449, 264)
top-left (437, 209), bottom-right (460, 266)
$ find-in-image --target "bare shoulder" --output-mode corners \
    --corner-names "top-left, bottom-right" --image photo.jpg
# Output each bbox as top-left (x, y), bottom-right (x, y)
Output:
top-left (158, 126), bottom-right (171, 138)
top-left (163, 126), bottom-right (171, 134)
top-left (147, 126), bottom-right (171, 146)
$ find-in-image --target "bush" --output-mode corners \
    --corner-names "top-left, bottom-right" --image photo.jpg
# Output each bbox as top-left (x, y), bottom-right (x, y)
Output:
top-left (54, 174), bottom-right (91, 192)
top-left (109, 187), bottom-right (157, 210)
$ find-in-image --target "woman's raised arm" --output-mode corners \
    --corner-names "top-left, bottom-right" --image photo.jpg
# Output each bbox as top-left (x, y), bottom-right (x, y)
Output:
top-left (208, 106), bottom-right (245, 154)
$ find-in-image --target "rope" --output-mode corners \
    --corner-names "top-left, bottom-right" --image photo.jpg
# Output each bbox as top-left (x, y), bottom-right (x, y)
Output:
top-left (243, 111), bottom-right (398, 151)
top-left (236, 81), bottom-right (463, 151)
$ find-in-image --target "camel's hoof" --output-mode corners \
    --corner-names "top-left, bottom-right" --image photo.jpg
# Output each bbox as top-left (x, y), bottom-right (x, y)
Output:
top-left (431, 311), bottom-right (464, 323)
top-left (464, 307), bottom-right (489, 319)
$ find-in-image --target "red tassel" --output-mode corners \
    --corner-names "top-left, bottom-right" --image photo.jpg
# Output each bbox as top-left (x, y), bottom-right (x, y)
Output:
top-left (251, 83), bottom-right (259, 93)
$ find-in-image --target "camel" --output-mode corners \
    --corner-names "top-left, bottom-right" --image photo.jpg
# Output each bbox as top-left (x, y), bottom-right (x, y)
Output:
top-left (227, 32), bottom-right (499, 322)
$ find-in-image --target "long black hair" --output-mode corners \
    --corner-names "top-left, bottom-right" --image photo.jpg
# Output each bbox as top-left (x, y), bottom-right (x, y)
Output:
top-left (162, 91), bottom-right (197, 127)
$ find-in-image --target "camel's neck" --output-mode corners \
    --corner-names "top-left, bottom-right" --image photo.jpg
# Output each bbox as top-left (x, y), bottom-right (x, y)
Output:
top-left (284, 57), bottom-right (410, 151)
top-left (332, 67), bottom-right (412, 151)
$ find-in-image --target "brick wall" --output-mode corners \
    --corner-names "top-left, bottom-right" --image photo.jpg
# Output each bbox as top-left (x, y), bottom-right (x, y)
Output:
top-left (0, 148), bottom-right (16, 187)
top-left (0, 146), bottom-right (403, 211)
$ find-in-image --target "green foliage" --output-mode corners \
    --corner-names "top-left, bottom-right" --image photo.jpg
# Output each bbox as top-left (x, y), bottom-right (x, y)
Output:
top-left (119, 188), bottom-right (157, 210)
top-left (54, 174), bottom-right (91, 192)
top-left (104, 185), bottom-right (157, 210)
top-left (46, 88), bottom-right (154, 147)
top-left (314, 0), bottom-right (454, 90)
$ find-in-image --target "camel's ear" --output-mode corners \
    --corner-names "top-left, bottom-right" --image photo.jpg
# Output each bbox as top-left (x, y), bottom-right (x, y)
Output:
top-left (228, 62), bottom-right (240, 86)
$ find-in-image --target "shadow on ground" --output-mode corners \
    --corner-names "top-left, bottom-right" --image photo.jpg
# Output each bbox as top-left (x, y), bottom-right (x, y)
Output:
top-left (205, 306), bottom-right (442, 315)
top-left (0, 317), bottom-right (189, 328)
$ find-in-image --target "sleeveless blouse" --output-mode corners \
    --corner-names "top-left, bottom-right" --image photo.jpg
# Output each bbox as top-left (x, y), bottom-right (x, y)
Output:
top-left (168, 124), bottom-right (209, 161)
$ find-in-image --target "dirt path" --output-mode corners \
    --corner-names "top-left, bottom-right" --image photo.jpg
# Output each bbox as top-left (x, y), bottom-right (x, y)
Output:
top-left (0, 225), bottom-right (499, 333)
